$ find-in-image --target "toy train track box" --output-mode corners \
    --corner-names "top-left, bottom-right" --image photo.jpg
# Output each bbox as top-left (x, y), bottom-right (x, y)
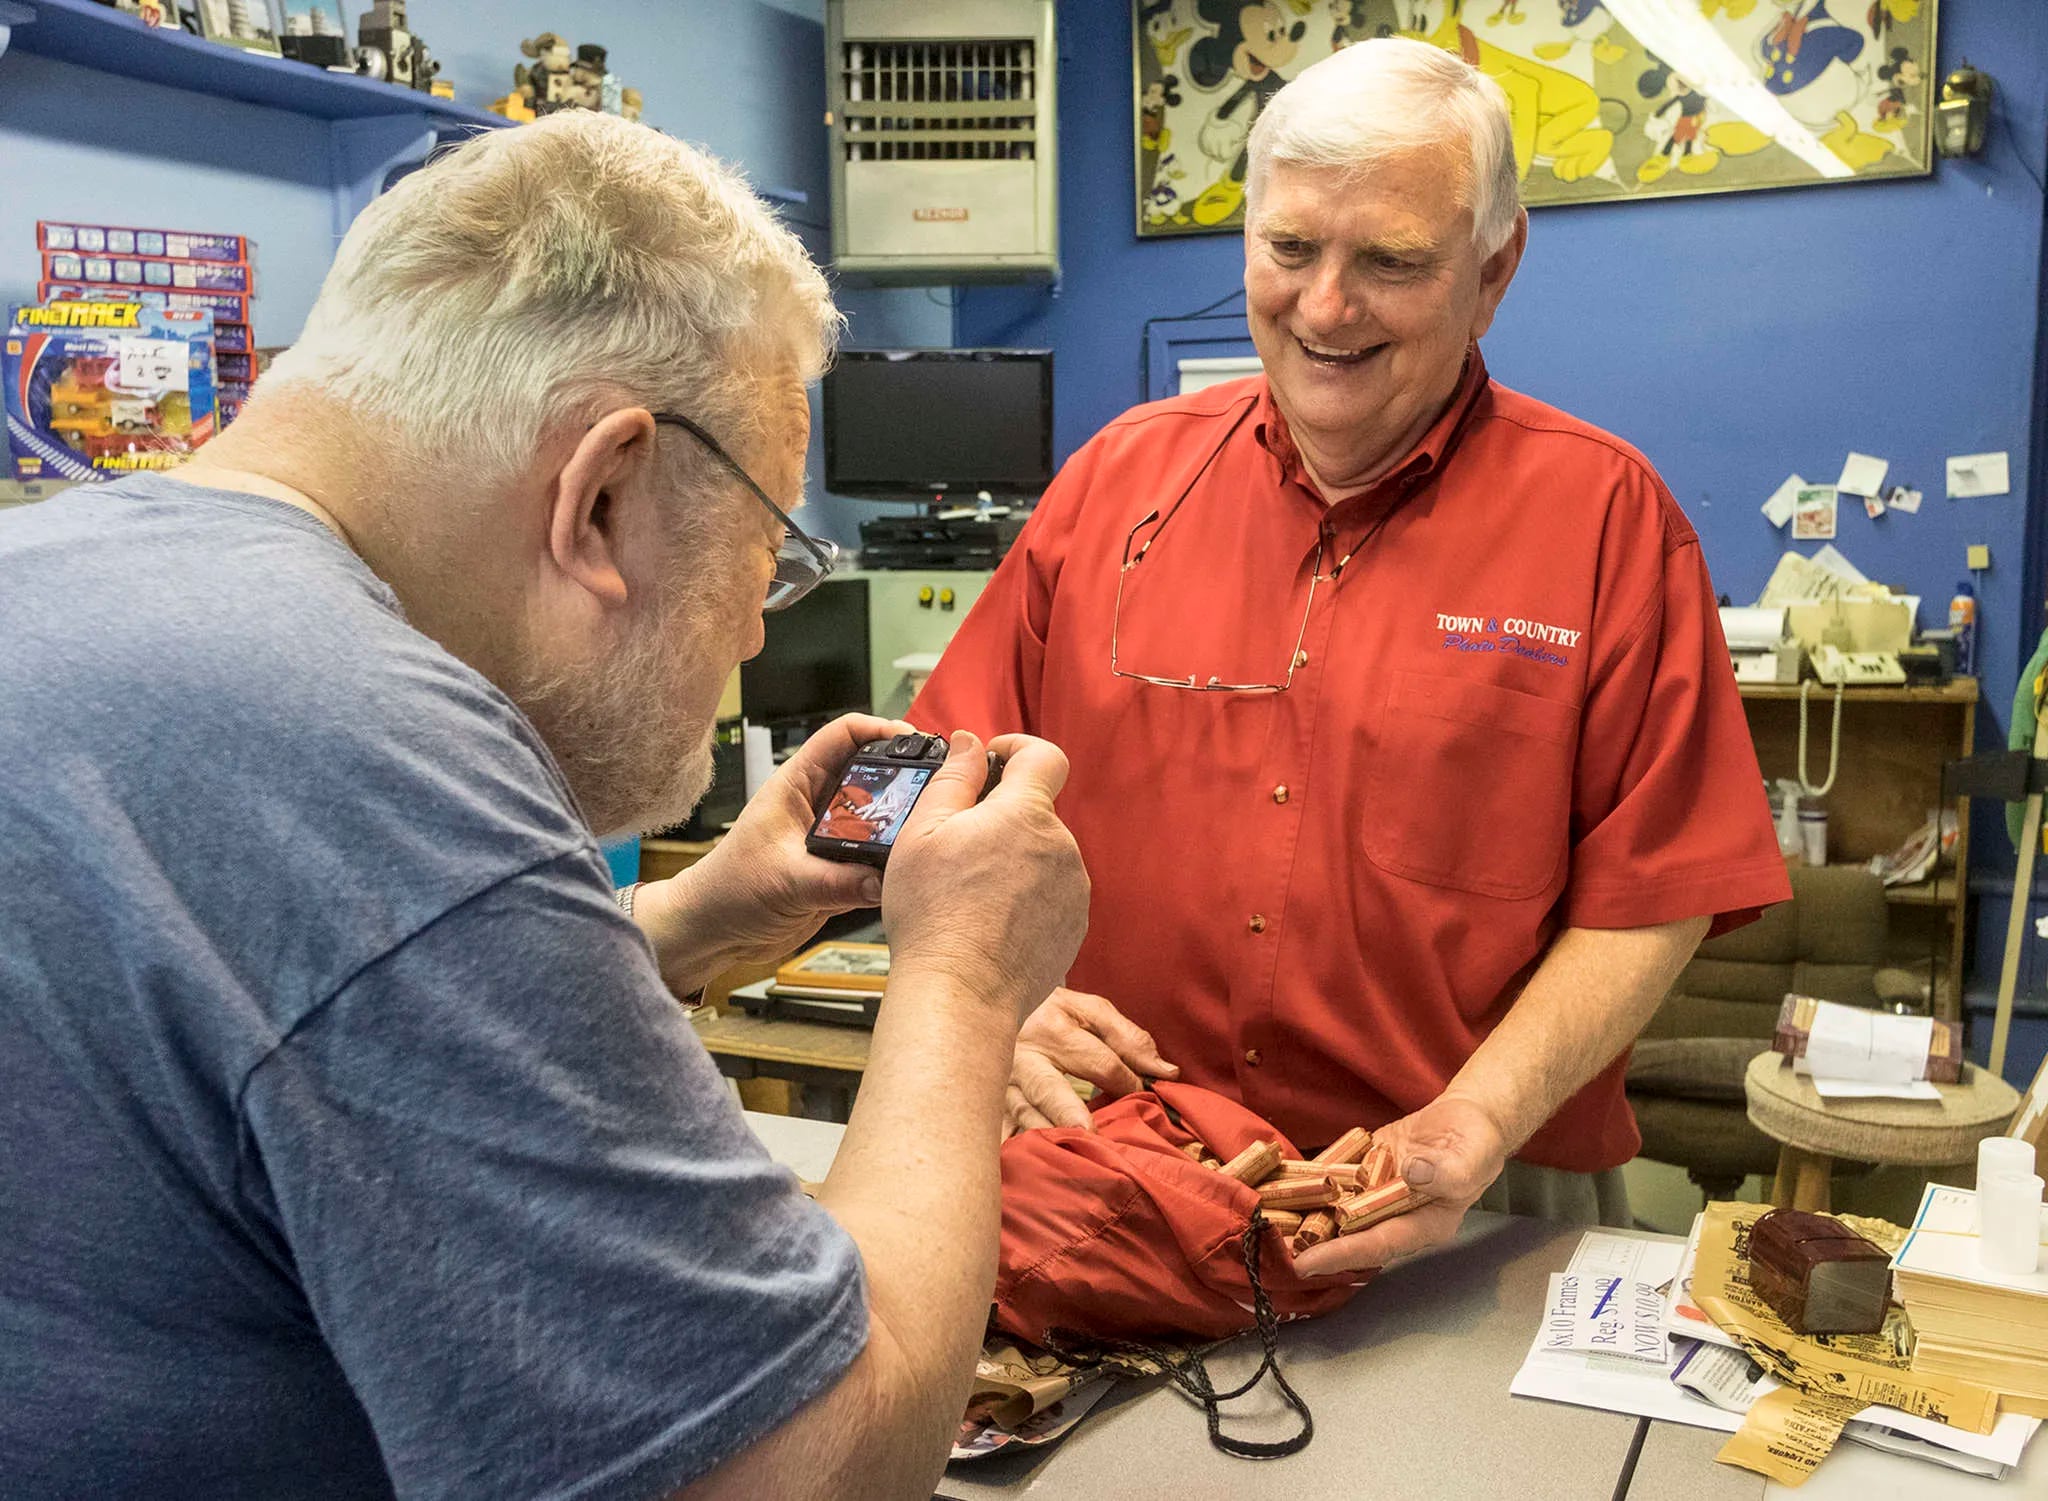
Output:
top-left (5, 302), bottom-right (217, 483)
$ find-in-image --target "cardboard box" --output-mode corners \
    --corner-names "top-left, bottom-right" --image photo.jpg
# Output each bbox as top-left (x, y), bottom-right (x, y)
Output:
top-left (44, 251), bottom-right (252, 295)
top-left (40, 281), bottom-right (250, 324)
top-left (4, 301), bottom-right (216, 482)
top-left (2013, 1055), bottom-right (2048, 1154)
top-left (37, 221), bottom-right (251, 264)
top-left (1772, 994), bottom-right (1965, 1083)
top-left (1787, 598), bottom-right (1914, 655)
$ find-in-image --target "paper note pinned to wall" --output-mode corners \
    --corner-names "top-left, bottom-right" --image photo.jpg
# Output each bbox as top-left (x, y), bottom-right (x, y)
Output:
top-left (1761, 474), bottom-right (1803, 529)
top-left (1836, 452), bottom-right (1889, 497)
top-left (1947, 452), bottom-right (2011, 498)
top-left (1887, 486), bottom-right (1922, 514)
top-left (1791, 486), bottom-right (1838, 541)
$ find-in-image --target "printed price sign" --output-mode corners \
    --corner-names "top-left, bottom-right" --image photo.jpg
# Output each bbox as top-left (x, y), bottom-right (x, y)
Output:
top-left (1540, 1274), bottom-right (1667, 1362)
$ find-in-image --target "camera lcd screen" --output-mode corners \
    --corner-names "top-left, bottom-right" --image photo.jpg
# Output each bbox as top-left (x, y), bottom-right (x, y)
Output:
top-left (813, 763), bottom-right (932, 848)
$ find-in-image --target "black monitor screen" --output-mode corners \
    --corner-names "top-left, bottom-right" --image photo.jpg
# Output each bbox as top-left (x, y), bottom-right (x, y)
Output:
top-left (823, 349), bottom-right (1052, 499)
top-left (741, 577), bottom-right (871, 730)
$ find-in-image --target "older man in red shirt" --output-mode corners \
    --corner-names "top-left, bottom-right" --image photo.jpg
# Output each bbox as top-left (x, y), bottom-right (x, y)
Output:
top-left (913, 38), bottom-right (1789, 1275)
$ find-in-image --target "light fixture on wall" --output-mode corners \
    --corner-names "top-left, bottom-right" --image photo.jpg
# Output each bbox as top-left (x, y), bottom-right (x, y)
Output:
top-left (1935, 62), bottom-right (1994, 158)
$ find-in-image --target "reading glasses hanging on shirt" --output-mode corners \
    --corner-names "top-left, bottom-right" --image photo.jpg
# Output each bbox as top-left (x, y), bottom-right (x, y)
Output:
top-left (1108, 398), bottom-right (1397, 693)
top-left (1109, 507), bottom-right (1336, 694)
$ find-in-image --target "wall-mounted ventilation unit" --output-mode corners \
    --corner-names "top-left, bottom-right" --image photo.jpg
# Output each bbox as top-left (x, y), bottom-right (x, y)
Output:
top-left (826, 0), bottom-right (1058, 284)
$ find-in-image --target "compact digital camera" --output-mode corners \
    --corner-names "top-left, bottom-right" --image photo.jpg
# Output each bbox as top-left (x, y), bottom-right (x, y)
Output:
top-left (805, 733), bottom-right (1000, 868)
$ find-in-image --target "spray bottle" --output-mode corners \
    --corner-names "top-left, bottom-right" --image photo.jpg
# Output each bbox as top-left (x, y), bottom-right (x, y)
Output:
top-left (1774, 778), bottom-right (1805, 863)
top-left (1948, 580), bottom-right (1977, 678)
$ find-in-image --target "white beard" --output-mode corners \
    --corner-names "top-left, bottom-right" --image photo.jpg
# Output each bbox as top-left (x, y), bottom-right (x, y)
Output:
top-left (506, 590), bottom-right (721, 841)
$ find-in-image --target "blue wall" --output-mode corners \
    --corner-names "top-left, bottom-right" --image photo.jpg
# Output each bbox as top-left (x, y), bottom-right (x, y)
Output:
top-left (0, 53), bottom-right (340, 346)
top-left (957, 1), bottom-right (2048, 731)
top-left (424, 0), bottom-right (951, 544)
top-left (432, 0), bottom-right (825, 197)
top-left (0, 0), bottom-right (944, 546)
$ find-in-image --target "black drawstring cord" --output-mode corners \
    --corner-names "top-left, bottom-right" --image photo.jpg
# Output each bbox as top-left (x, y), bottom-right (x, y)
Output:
top-left (1044, 1211), bottom-right (1314, 1460)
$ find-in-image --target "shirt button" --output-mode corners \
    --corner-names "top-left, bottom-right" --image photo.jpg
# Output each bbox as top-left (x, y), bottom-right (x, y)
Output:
top-left (1294, 650), bottom-right (1310, 668)
top-left (1244, 1048), bottom-right (1263, 1067)
top-left (1248, 914), bottom-right (1267, 933)
top-left (1272, 785), bottom-right (1290, 804)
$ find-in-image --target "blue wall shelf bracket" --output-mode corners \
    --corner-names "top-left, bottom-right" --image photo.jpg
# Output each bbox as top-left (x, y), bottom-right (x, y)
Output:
top-left (329, 115), bottom-right (444, 237)
top-left (328, 115), bottom-right (505, 239)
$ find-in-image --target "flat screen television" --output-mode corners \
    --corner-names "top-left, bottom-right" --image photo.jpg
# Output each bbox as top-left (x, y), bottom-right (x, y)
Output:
top-left (823, 348), bottom-right (1053, 500)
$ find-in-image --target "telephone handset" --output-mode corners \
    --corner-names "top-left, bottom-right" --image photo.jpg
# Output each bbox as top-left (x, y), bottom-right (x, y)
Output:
top-left (1810, 644), bottom-right (1905, 686)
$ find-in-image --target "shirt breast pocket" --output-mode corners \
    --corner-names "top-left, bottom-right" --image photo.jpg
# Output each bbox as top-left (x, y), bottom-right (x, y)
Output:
top-left (1362, 670), bottom-right (1579, 902)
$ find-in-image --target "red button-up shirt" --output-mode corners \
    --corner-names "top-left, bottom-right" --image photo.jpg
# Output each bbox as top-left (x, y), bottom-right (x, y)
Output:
top-left (912, 353), bottom-right (1789, 1171)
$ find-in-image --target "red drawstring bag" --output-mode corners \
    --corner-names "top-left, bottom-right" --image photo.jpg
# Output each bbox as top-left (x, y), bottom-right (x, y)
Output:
top-left (991, 1082), bottom-right (1373, 1457)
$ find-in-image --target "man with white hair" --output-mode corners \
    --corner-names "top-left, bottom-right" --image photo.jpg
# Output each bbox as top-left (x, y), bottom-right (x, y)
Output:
top-left (915, 38), bottom-right (1788, 1271)
top-left (0, 114), bottom-right (1090, 1498)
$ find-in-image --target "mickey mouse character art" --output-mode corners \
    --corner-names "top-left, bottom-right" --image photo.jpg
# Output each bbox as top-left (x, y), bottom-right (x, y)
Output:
top-left (1141, 74), bottom-right (1184, 153)
top-left (1873, 46), bottom-right (1920, 132)
top-left (1635, 54), bottom-right (1715, 183)
top-left (1187, 1), bottom-right (1309, 227)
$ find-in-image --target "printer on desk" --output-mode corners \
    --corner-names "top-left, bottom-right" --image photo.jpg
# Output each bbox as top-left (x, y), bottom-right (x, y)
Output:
top-left (1722, 606), bottom-right (1804, 684)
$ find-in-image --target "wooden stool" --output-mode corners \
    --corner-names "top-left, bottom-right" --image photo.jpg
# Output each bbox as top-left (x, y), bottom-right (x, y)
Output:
top-left (1743, 1051), bottom-right (2021, 1212)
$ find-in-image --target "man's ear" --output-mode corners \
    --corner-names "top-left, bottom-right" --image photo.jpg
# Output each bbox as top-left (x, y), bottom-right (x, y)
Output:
top-left (545, 407), bottom-right (657, 609)
top-left (1469, 208), bottom-right (1528, 341)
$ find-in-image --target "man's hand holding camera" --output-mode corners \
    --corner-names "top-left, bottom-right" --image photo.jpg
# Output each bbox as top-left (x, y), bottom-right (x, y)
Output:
top-left (631, 717), bottom-right (1087, 1022)
top-left (631, 715), bottom-right (910, 996)
top-left (881, 730), bottom-right (1089, 1021)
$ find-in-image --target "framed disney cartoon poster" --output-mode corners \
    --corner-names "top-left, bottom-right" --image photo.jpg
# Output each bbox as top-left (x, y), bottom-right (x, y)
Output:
top-left (1133, 1), bottom-right (1937, 237)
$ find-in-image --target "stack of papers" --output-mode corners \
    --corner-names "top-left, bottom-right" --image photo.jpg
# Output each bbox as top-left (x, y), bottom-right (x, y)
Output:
top-left (1510, 1222), bottom-right (2040, 1479)
top-left (1756, 547), bottom-right (1920, 635)
top-left (1895, 1186), bottom-right (2048, 1416)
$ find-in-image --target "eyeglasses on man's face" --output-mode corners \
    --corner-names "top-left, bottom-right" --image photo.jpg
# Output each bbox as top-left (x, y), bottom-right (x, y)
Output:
top-left (651, 412), bottom-right (839, 611)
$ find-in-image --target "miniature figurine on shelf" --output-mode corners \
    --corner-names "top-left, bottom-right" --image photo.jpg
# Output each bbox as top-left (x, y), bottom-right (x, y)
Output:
top-left (565, 44), bottom-right (608, 111)
top-left (509, 32), bottom-right (573, 115)
top-left (101, 0), bottom-right (176, 26)
top-left (493, 32), bottom-right (643, 123)
top-left (488, 90), bottom-right (537, 123)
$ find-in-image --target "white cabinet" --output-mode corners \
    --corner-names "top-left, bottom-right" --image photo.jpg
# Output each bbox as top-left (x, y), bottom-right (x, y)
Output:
top-left (854, 569), bottom-right (992, 719)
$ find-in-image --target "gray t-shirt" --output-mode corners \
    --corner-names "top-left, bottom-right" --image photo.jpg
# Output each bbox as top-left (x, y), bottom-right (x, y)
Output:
top-left (0, 477), bottom-right (867, 1499)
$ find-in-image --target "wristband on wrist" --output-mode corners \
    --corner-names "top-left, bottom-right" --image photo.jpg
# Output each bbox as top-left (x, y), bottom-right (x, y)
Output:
top-left (615, 882), bottom-right (706, 1011)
